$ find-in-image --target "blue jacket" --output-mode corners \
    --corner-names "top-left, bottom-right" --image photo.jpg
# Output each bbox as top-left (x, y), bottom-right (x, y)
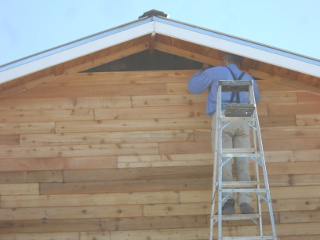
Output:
top-left (188, 64), bottom-right (261, 116)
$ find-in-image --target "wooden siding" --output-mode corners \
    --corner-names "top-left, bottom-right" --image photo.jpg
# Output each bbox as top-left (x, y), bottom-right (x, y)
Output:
top-left (0, 70), bottom-right (319, 240)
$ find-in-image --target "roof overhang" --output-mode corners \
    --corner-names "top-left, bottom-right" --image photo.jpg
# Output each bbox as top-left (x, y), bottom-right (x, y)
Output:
top-left (1, 16), bottom-right (320, 85)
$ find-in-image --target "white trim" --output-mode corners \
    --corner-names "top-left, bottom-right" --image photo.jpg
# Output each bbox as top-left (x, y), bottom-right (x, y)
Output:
top-left (154, 22), bottom-right (320, 78)
top-left (0, 22), bottom-right (154, 84)
top-left (1, 18), bottom-right (319, 84)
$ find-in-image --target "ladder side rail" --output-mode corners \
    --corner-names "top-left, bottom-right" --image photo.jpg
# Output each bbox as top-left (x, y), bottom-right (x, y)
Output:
top-left (209, 83), bottom-right (222, 240)
top-left (250, 83), bottom-right (277, 240)
top-left (249, 83), bottom-right (265, 237)
top-left (217, 83), bottom-right (224, 240)
top-left (251, 85), bottom-right (277, 239)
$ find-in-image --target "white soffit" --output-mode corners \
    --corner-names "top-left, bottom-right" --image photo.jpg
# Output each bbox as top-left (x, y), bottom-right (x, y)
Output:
top-left (1, 16), bottom-right (319, 85)
top-left (0, 19), bottom-right (155, 84)
top-left (154, 19), bottom-right (320, 78)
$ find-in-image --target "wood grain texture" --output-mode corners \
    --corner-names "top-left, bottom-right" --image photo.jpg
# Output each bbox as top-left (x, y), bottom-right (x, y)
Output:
top-left (0, 70), bottom-right (319, 239)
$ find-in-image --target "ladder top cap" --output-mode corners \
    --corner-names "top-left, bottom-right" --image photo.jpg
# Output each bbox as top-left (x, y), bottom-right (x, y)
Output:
top-left (218, 80), bottom-right (253, 86)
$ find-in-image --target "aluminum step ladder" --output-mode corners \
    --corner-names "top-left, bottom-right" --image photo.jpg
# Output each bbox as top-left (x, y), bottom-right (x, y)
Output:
top-left (209, 80), bottom-right (277, 240)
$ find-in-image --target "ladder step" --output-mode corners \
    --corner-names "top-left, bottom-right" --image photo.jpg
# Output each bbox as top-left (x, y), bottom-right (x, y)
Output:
top-left (219, 80), bottom-right (253, 92)
top-left (224, 104), bottom-right (255, 117)
top-left (222, 189), bottom-right (267, 193)
top-left (222, 148), bottom-right (255, 154)
top-left (222, 181), bottom-right (258, 188)
top-left (213, 213), bottom-right (259, 221)
top-left (222, 236), bottom-right (275, 240)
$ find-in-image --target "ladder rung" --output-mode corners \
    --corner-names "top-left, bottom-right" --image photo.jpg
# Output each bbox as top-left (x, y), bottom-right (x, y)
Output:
top-left (222, 236), bottom-right (275, 240)
top-left (213, 213), bottom-right (259, 221)
top-left (222, 189), bottom-right (267, 193)
top-left (222, 148), bottom-right (255, 154)
top-left (222, 181), bottom-right (258, 188)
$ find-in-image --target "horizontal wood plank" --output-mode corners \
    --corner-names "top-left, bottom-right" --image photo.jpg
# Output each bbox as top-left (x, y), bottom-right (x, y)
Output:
top-left (40, 178), bottom-right (212, 195)
top-left (0, 109), bottom-right (93, 122)
top-left (20, 130), bottom-right (195, 146)
top-left (0, 122), bottom-right (55, 134)
top-left (55, 118), bottom-right (211, 133)
top-left (1, 191), bottom-right (179, 208)
top-left (0, 143), bottom-right (159, 158)
top-left (94, 105), bottom-right (206, 120)
top-left (0, 183), bottom-right (39, 195)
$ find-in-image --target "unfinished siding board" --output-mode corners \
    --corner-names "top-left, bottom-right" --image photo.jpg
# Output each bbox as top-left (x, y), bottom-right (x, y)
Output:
top-left (0, 96), bottom-right (132, 110)
top-left (132, 94), bottom-right (206, 107)
top-left (0, 183), bottom-right (39, 195)
top-left (1, 191), bottom-right (180, 208)
top-left (296, 114), bottom-right (320, 126)
top-left (63, 166), bottom-right (211, 182)
top-left (40, 178), bottom-right (212, 195)
top-left (117, 153), bottom-right (213, 168)
top-left (0, 67), bottom-right (319, 240)
top-left (0, 218), bottom-right (102, 234)
top-left (267, 102), bottom-right (320, 115)
top-left (0, 156), bottom-right (117, 172)
top-left (94, 105), bottom-right (206, 120)
top-left (13, 83), bottom-right (168, 98)
top-left (55, 117), bottom-right (211, 133)
top-left (20, 130), bottom-right (195, 146)
top-left (0, 109), bottom-right (94, 122)
top-left (0, 134), bottom-right (19, 145)
top-left (0, 122), bottom-right (55, 134)
top-left (0, 232), bottom-right (79, 240)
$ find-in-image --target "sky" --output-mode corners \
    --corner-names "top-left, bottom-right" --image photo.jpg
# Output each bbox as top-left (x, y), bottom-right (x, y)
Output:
top-left (0, 0), bottom-right (320, 66)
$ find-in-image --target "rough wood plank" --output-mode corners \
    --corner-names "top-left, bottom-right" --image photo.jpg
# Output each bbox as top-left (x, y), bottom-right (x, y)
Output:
top-left (63, 166), bottom-right (211, 182)
top-left (0, 218), bottom-right (101, 234)
top-left (1, 191), bottom-right (179, 208)
top-left (0, 156), bottom-right (117, 172)
top-left (143, 203), bottom-right (210, 216)
top-left (297, 91), bottom-right (320, 102)
top-left (117, 153), bottom-right (213, 168)
top-left (266, 162), bottom-right (320, 175)
top-left (271, 186), bottom-right (320, 199)
top-left (261, 126), bottom-right (320, 139)
top-left (94, 105), bottom-right (206, 120)
top-left (14, 83), bottom-right (167, 98)
top-left (259, 115), bottom-right (297, 127)
top-left (132, 94), bottom-right (206, 107)
top-left (0, 122), bottom-right (55, 134)
top-left (0, 232), bottom-right (79, 240)
top-left (167, 83), bottom-right (190, 95)
top-left (0, 205), bottom-right (142, 221)
top-left (0, 183), bottom-right (39, 195)
top-left (0, 143), bottom-right (159, 158)
top-left (0, 134), bottom-right (19, 145)
top-left (108, 227), bottom-right (208, 240)
top-left (159, 141), bottom-right (212, 154)
top-left (44, 70), bottom-right (194, 86)
top-left (40, 178), bottom-right (212, 195)
top-left (268, 102), bottom-right (320, 115)
top-left (293, 149), bottom-right (320, 162)
top-left (0, 96), bottom-right (132, 109)
top-left (280, 210), bottom-right (320, 224)
top-left (296, 114), bottom-right (320, 126)
top-left (263, 137), bottom-right (320, 150)
top-left (260, 91), bottom-right (297, 103)
top-left (0, 109), bottom-right (93, 122)
top-left (20, 130), bottom-right (194, 146)
top-left (0, 171), bottom-right (62, 183)
top-left (55, 118), bottom-right (211, 133)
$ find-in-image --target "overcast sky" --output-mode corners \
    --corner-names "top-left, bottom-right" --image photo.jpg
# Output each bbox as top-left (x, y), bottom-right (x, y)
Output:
top-left (1, 0), bottom-right (319, 66)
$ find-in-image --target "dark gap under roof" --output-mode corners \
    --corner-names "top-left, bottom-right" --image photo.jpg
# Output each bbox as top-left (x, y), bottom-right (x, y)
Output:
top-left (82, 50), bottom-right (204, 72)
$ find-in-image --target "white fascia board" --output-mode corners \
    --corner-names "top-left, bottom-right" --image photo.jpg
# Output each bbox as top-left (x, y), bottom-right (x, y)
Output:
top-left (0, 21), bottom-right (154, 84)
top-left (154, 20), bottom-right (320, 78)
